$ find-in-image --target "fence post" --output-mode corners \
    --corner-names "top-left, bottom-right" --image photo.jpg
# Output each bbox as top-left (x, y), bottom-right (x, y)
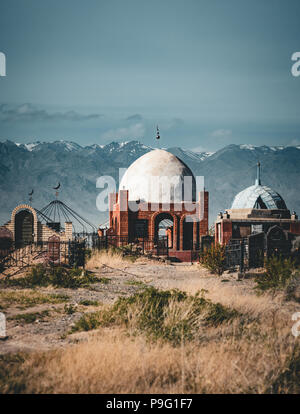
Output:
top-left (105, 233), bottom-right (108, 250)
top-left (83, 240), bottom-right (86, 269)
top-left (240, 239), bottom-right (244, 273)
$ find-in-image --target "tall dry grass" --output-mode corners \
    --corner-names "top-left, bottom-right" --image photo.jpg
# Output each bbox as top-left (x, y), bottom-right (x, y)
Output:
top-left (2, 258), bottom-right (300, 394)
top-left (86, 249), bottom-right (128, 270)
top-left (2, 282), bottom-right (300, 394)
top-left (3, 319), bottom-right (299, 394)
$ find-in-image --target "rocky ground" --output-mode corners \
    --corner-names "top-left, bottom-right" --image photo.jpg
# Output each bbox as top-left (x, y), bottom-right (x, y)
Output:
top-left (0, 259), bottom-right (260, 355)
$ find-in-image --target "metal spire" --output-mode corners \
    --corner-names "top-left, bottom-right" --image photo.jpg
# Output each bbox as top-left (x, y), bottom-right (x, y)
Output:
top-left (255, 161), bottom-right (261, 186)
top-left (156, 125), bottom-right (160, 148)
top-left (53, 182), bottom-right (61, 199)
top-left (28, 189), bottom-right (34, 204)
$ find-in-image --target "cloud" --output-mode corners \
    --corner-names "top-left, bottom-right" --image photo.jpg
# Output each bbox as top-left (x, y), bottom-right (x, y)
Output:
top-left (101, 123), bottom-right (145, 141)
top-left (210, 129), bottom-right (232, 138)
top-left (162, 117), bottom-right (185, 130)
top-left (125, 114), bottom-right (143, 121)
top-left (0, 103), bottom-right (102, 122)
top-left (287, 138), bottom-right (300, 147)
top-left (192, 145), bottom-right (207, 153)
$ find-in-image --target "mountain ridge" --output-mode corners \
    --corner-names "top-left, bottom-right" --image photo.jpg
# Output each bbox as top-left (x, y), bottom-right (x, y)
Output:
top-left (1, 139), bottom-right (299, 227)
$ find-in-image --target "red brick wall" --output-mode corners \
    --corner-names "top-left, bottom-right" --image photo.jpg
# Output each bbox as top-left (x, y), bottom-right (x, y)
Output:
top-left (290, 222), bottom-right (300, 235)
top-left (221, 221), bottom-right (232, 244)
top-left (108, 190), bottom-right (209, 250)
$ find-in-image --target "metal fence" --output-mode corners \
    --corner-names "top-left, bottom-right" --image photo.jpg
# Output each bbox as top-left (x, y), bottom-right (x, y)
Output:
top-left (225, 238), bottom-right (247, 272)
top-left (0, 239), bottom-right (86, 273)
top-left (93, 235), bottom-right (169, 257)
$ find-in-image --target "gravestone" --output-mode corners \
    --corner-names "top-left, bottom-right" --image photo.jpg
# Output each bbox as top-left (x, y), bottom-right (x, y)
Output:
top-left (0, 313), bottom-right (7, 339)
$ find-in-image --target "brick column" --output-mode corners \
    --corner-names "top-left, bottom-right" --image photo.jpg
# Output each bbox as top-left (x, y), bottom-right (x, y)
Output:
top-left (199, 191), bottom-right (209, 236)
top-left (215, 222), bottom-right (219, 245)
top-left (179, 217), bottom-right (184, 250)
top-left (119, 190), bottom-right (129, 237)
top-left (173, 215), bottom-right (178, 250)
top-left (109, 193), bottom-right (117, 228)
top-left (193, 220), bottom-right (197, 250)
top-left (65, 222), bottom-right (73, 241)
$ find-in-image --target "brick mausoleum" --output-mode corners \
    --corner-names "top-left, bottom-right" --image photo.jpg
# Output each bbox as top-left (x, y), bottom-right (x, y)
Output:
top-left (107, 149), bottom-right (209, 262)
top-left (0, 204), bottom-right (73, 247)
top-left (215, 163), bottom-right (300, 245)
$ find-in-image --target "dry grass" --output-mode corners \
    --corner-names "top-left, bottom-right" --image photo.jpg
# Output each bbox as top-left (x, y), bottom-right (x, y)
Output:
top-left (2, 262), bottom-right (300, 394)
top-left (85, 249), bottom-right (129, 270)
top-left (2, 318), bottom-right (299, 394)
top-left (153, 272), bottom-right (279, 320)
top-left (179, 279), bottom-right (275, 317)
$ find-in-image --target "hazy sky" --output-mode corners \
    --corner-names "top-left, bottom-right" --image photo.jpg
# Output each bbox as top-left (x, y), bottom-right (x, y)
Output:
top-left (0, 0), bottom-right (300, 151)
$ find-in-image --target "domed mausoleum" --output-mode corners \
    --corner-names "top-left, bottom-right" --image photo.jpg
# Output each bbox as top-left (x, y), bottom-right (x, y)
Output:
top-left (107, 148), bottom-right (209, 262)
top-left (119, 149), bottom-right (196, 203)
top-left (231, 164), bottom-right (287, 210)
top-left (215, 162), bottom-right (300, 251)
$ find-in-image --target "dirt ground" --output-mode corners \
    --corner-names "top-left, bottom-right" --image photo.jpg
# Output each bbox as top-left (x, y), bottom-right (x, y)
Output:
top-left (0, 259), bottom-right (260, 355)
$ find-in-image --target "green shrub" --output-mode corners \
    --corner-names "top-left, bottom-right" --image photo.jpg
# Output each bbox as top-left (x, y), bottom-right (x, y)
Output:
top-left (9, 310), bottom-right (49, 324)
top-left (72, 287), bottom-right (239, 345)
top-left (64, 304), bottom-right (77, 315)
top-left (125, 280), bottom-right (147, 287)
top-left (199, 243), bottom-right (226, 275)
top-left (254, 255), bottom-right (296, 293)
top-left (0, 291), bottom-right (69, 309)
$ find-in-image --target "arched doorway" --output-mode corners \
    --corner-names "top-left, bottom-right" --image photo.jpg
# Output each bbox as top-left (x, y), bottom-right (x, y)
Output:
top-left (15, 210), bottom-right (34, 247)
top-left (182, 217), bottom-right (193, 250)
top-left (154, 212), bottom-right (174, 250)
top-left (266, 225), bottom-right (290, 257)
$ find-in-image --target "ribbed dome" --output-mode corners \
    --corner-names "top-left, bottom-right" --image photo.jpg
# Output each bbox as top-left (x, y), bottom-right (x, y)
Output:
top-left (119, 149), bottom-right (196, 203)
top-left (231, 162), bottom-right (287, 210)
top-left (231, 184), bottom-right (287, 210)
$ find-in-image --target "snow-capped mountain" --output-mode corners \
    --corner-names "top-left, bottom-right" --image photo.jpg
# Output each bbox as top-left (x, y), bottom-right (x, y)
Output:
top-left (0, 139), bottom-right (300, 226)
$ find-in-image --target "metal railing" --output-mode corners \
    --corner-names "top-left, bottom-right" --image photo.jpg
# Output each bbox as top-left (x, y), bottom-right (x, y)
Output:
top-left (93, 235), bottom-right (169, 257)
top-left (0, 240), bottom-right (86, 274)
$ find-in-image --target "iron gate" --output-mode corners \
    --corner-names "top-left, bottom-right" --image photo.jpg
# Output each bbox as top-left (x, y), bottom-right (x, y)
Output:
top-left (248, 232), bottom-right (265, 268)
top-left (225, 239), bottom-right (246, 272)
top-left (156, 236), bottom-right (169, 256)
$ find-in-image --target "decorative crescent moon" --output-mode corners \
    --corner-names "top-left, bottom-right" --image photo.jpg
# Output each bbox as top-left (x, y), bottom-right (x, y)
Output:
top-left (53, 182), bottom-right (60, 190)
top-left (28, 189), bottom-right (34, 196)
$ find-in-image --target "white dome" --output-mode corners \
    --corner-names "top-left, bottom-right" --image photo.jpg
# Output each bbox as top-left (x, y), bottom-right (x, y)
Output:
top-left (231, 184), bottom-right (287, 210)
top-left (119, 149), bottom-right (196, 203)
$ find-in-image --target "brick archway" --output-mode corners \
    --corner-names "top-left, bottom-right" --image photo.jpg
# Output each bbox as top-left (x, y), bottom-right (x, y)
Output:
top-left (149, 211), bottom-right (178, 249)
top-left (11, 204), bottom-right (38, 243)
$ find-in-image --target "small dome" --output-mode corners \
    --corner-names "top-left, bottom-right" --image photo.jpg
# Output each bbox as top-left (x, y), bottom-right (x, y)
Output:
top-left (231, 162), bottom-right (287, 210)
top-left (231, 184), bottom-right (287, 210)
top-left (119, 149), bottom-right (196, 203)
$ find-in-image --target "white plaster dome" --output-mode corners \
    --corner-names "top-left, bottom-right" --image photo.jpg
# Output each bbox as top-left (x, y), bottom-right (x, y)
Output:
top-left (119, 149), bottom-right (196, 203)
top-left (231, 184), bottom-right (287, 210)
top-left (231, 162), bottom-right (287, 210)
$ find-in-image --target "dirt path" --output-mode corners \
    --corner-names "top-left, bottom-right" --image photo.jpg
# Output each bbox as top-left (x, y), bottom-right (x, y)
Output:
top-left (0, 261), bottom-right (252, 355)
